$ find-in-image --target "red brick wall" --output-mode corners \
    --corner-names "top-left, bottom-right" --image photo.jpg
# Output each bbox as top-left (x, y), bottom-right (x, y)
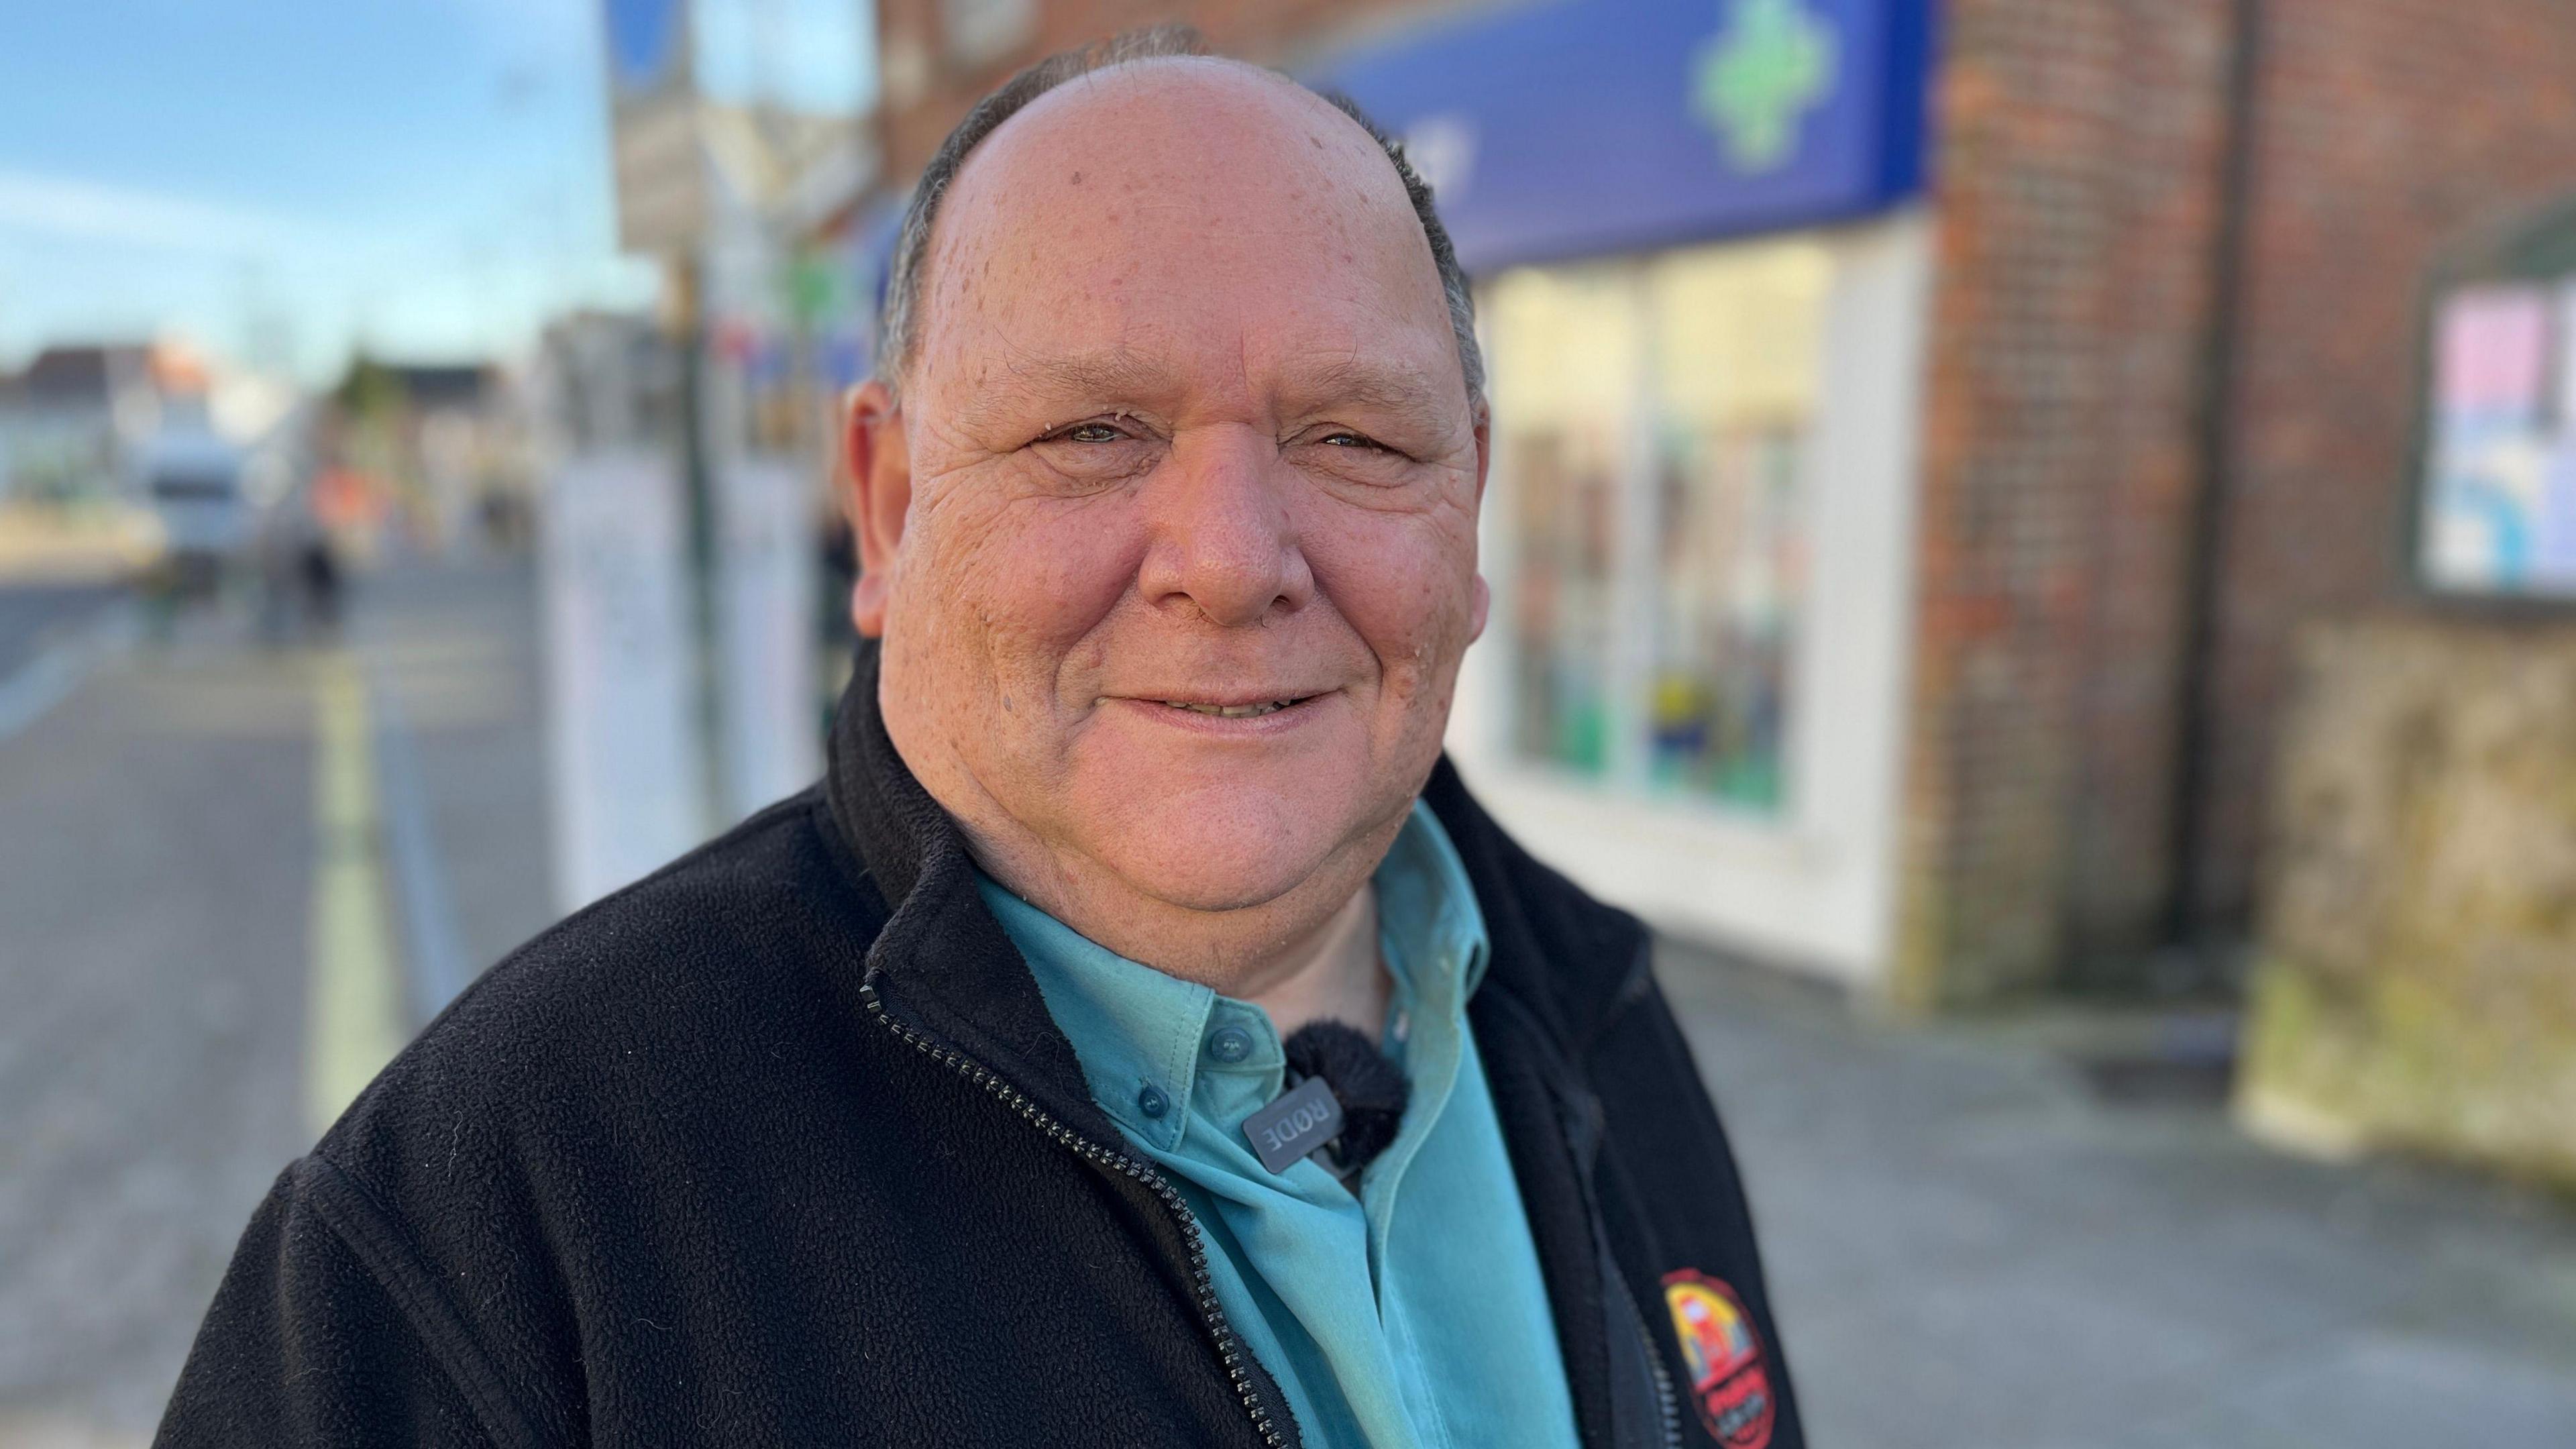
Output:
top-left (1904, 0), bottom-right (2576, 1004)
top-left (2196, 1), bottom-right (2576, 930)
top-left (2063, 1), bottom-right (2242, 980)
top-left (1896, 0), bottom-right (2237, 1004)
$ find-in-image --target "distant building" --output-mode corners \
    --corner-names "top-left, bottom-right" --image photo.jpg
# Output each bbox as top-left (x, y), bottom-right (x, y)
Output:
top-left (863, 0), bottom-right (2576, 1009)
top-left (0, 344), bottom-right (170, 506)
top-left (0, 341), bottom-right (287, 584)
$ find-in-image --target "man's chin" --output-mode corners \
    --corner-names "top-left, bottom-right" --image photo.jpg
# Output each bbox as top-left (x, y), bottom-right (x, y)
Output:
top-left (1095, 830), bottom-right (1344, 916)
top-left (1064, 778), bottom-right (1368, 916)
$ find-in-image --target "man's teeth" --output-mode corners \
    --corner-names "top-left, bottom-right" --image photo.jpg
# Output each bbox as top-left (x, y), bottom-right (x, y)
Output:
top-left (1161, 699), bottom-right (1298, 718)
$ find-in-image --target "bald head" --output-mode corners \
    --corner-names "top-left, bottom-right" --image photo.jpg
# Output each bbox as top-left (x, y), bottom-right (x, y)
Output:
top-left (874, 32), bottom-right (1482, 409)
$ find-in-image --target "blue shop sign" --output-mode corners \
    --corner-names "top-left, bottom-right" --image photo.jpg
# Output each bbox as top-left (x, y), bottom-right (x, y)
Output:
top-left (1314, 0), bottom-right (1936, 273)
top-left (605, 0), bottom-right (689, 97)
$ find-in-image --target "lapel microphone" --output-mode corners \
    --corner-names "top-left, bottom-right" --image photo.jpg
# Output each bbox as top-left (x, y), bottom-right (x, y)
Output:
top-left (1247, 1020), bottom-right (1409, 1180)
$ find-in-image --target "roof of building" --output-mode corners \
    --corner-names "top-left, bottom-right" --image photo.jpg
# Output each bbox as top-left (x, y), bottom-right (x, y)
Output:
top-left (13, 345), bottom-right (142, 404)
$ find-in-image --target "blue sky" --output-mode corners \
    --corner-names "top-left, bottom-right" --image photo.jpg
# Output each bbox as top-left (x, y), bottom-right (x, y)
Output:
top-left (0, 0), bottom-right (873, 383)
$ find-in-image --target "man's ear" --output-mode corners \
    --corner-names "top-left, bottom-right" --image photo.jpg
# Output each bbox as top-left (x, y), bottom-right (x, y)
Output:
top-left (1470, 398), bottom-right (1491, 506)
top-left (842, 378), bottom-right (910, 639)
top-left (1468, 398), bottom-right (1491, 643)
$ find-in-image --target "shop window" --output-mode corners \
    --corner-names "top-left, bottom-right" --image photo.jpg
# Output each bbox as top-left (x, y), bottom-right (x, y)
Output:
top-left (1487, 237), bottom-right (1828, 814)
top-left (1490, 265), bottom-right (1640, 780)
top-left (1511, 427), bottom-right (1622, 773)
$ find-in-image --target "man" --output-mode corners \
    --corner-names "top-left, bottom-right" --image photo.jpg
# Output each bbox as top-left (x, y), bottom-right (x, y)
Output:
top-left (160, 31), bottom-right (1800, 1449)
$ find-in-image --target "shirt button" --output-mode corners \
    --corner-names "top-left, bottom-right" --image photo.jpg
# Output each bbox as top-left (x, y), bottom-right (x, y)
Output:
top-left (1206, 1026), bottom-right (1254, 1064)
top-left (1137, 1085), bottom-right (1170, 1119)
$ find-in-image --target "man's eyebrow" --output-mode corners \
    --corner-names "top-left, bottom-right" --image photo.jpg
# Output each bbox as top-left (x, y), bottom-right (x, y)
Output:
top-left (937, 347), bottom-right (1458, 431)
top-left (947, 349), bottom-right (1186, 431)
top-left (1010, 347), bottom-right (1185, 399)
top-left (1279, 355), bottom-right (1454, 417)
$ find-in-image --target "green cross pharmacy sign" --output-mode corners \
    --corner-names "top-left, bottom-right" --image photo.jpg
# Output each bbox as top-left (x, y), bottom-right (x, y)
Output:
top-left (1312, 0), bottom-right (1929, 272)
top-left (1694, 0), bottom-right (1841, 173)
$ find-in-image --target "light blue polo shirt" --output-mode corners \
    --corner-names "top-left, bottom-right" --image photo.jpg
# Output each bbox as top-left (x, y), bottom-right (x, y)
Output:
top-left (975, 802), bottom-right (1582, 1449)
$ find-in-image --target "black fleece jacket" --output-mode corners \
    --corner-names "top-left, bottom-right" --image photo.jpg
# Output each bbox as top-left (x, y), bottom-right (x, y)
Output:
top-left (156, 642), bottom-right (1803, 1449)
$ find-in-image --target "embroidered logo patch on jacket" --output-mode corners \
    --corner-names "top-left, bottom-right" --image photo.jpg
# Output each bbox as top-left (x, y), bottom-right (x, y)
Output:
top-left (1660, 1269), bottom-right (1775, 1448)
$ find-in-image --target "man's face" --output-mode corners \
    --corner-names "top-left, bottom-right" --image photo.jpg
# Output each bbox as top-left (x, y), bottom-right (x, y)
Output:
top-left (849, 61), bottom-right (1487, 919)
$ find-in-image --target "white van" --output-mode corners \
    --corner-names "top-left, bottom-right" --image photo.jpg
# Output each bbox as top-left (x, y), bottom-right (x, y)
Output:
top-left (139, 430), bottom-right (248, 596)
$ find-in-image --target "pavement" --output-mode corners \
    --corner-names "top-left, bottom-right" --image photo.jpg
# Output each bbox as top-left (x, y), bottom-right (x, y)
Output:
top-left (0, 558), bottom-right (551, 1446)
top-left (1, 556), bottom-right (2572, 1446)
top-left (1668, 951), bottom-right (2576, 1445)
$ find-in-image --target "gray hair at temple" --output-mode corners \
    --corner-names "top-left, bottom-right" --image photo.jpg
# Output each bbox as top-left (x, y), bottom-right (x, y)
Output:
top-left (871, 26), bottom-right (1487, 411)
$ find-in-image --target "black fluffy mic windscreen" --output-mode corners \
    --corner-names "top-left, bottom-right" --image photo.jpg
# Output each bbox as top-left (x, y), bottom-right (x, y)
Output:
top-left (1282, 1020), bottom-right (1409, 1175)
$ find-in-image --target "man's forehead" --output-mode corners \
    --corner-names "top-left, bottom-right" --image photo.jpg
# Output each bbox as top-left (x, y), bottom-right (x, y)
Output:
top-left (963, 56), bottom-right (1380, 197)
top-left (927, 58), bottom-right (1421, 288)
top-left (912, 58), bottom-right (1454, 407)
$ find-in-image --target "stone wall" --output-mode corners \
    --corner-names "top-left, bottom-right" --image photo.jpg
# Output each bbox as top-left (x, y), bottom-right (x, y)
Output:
top-left (2238, 616), bottom-right (2576, 1185)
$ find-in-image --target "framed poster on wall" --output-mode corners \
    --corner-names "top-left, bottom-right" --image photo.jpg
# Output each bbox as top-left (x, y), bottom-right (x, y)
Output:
top-left (2413, 199), bottom-right (2576, 600)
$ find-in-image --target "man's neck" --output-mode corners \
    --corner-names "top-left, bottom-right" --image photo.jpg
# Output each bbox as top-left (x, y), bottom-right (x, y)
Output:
top-left (958, 814), bottom-right (1400, 1042)
top-left (1244, 883), bottom-right (1389, 1043)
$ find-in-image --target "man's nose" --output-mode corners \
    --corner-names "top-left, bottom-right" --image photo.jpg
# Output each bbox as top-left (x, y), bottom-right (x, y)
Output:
top-left (1138, 426), bottom-right (1313, 628)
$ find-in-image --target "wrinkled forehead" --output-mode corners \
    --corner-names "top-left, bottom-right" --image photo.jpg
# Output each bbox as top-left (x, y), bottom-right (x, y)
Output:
top-left (912, 58), bottom-right (1459, 406)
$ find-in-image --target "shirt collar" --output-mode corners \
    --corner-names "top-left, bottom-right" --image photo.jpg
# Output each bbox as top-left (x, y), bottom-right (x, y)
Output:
top-left (1374, 796), bottom-right (1491, 1008)
top-left (976, 802), bottom-right (1491, 1151)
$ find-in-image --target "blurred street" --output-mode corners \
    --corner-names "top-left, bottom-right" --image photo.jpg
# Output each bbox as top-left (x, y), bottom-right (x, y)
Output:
top-left (0, 560), bottom-right (553, 1444)
top-left (3, 561), bottom-right (2574, 1446)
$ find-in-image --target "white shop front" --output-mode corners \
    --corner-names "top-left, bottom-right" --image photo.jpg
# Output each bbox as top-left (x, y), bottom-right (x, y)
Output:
top-left (1326, 0), bottom-right (1937, 984)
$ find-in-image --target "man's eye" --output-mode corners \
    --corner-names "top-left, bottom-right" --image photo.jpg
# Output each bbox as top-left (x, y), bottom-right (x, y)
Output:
top-left (1319, 431), bottom-right (1386, 451)
top-left (1055, 422), bottom-right (1128, 444)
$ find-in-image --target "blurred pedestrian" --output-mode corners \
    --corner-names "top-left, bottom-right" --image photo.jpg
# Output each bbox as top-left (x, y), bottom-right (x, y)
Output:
top-left (295, 527), bottom-right (339, 637)
top-left (158, 30), bottom-right (1798, 1449)
top-left (250, 490), bottom-right (341, 645)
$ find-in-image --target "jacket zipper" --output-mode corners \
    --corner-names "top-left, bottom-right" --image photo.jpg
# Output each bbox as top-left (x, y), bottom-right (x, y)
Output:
top-left (1495, 971), bottom-right (1682, 1449)
top-left (861, 981), bottom-right (1291, 1449)
top-left (1629, 1287), bottom-right (1682, 1448)
top-left (1592, 947), bottom-right (1682, 1448)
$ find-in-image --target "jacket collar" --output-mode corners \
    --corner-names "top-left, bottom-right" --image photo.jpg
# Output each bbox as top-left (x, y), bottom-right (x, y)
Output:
top-left (1419, 759), bottom-right (1652, 1060)
top-left (824, 637), bottom-right (1119, 1142)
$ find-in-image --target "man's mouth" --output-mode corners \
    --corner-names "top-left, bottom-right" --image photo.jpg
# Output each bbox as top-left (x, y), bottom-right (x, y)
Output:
top-left (1153, 696), bottom-right (1313, 718)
